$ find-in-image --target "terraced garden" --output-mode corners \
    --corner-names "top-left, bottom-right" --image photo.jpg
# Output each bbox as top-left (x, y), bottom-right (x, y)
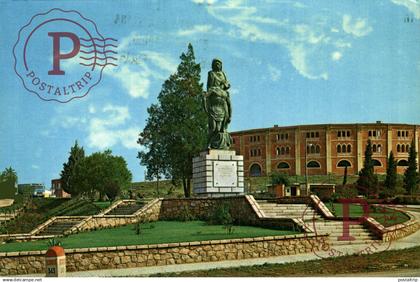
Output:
top-left (0, 221), bottom-right (300, 252)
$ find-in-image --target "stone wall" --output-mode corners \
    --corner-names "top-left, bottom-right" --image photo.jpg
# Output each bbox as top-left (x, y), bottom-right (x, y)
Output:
top-left (159, 196), bottom-right (259, 225)
top-left (0, 233), bottom-right (327, 276)
top-left (382, 220), bottom-right (419, 242)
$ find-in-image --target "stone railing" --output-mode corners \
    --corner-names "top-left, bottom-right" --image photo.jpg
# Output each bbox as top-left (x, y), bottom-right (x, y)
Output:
top-left (363, 209), bottom-right (419, 241)
top-left (0, 232), bottom-right (328, 276)
top-left (309, 195), bottom-right (335, 218)
top-left (97, 199), bottom-right (136, 216)
top-left (308, 195), bottom-right (419, 241)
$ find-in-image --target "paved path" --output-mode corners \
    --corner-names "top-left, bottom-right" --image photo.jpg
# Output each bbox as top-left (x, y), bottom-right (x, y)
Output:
top-left (67, 211), bottom-right (420, 277)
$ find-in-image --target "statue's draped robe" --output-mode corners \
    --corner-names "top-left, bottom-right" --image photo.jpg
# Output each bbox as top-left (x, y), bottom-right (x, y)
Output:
top-left (205, 70), bottom-right (232, 150)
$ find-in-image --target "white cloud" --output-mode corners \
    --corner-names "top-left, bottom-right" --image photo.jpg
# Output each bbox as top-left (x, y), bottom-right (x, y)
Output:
top-left (177, 25), bottom-right (213, 36)
top-left (205, 2), bottom-right (355, 80)
top-left (107, 65), bottom-right (151, 98)
top-left (192, 0), bottom-right (217, 5)
top-left (32, 165), bottom-right (40, 170)
top-left (88, 105), bottom-right (96, 114)
top-left (342, 15), bottom-right (373, 37)
top-left (87, 105), bottom-right (140, 150)
top-left (331, 51), bottom-right (342, 61)
top-left (391, 0), bottom-right (420, 19)
top-left (58, 116), bottom-right (87, 128)
top-left (289, 44), bottom-right (328, 80)
top-left (268, 64), bottom-right (281, 81)
top-left (105, 33), bottom-right (177, 99)
top-left (139, 51), bottom-right (178, 73)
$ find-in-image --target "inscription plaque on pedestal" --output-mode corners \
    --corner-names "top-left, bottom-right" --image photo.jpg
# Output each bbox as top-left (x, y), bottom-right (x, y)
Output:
top-left (214, 161), bottom-right (237, 187)
top-left (192, 150), bottom-right (244, 197)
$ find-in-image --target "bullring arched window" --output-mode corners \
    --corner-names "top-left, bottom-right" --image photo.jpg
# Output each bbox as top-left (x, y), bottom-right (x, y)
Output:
top-left (277, 162), bottom-right (290, 169)
top-left (397, 160), bottom-right (408, 166)
top-left (307, 161), bottom-right (321, 168)
top-left (397, 159), bottom-right (409, 166)
top-left (337, 160), bottom-right (351, 167)
top-left (250, 164), bottom-right (262, 176)
top-left (372, 159), bottom-right (382, 166)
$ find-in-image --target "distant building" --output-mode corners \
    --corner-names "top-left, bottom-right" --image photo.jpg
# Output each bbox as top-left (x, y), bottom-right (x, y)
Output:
top-left (231, 122), bottom-right (419, 177)
top-left (51, 179), bottom-right (71, 198)
top-left (18, 183), bottom-right (44, 195)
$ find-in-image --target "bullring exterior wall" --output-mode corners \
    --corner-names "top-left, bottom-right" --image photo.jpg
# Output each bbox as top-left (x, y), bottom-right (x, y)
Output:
top-left (231, 122), bottom-right (420, 177)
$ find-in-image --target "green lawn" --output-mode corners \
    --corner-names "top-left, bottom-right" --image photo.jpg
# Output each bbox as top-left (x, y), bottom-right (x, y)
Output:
top-left (93, 201), bottom-right (112, 210)
top-left (0, 221), bottom-right (299, 252)
top-left (326, 202), bottom-right (410, 227)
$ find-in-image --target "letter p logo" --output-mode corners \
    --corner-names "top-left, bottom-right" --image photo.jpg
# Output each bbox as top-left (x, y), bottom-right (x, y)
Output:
top-left (48, 32), bottom-right (80, 75)
top-left (338, 198), bottom-right (369, 241)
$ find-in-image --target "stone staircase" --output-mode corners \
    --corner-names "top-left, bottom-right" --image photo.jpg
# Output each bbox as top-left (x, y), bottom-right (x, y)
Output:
top-left (35, 218), bottom-right (84, 236)
top-left (256, 200), bottom-right (379, 245)
top-left (105, 201), bottom-right (144, 215)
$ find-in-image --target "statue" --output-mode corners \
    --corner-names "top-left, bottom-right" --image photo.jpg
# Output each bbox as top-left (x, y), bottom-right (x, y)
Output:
top-left (203, 58), bottom-right (233, 150)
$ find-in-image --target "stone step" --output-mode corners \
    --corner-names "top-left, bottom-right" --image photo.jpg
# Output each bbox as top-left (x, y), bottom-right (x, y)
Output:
top-left (258, 206), bottom-right (310, 209)
top-left (37, 220), bottom-right (82, 236)
top-left (330, 240), bottom-right (380, 245)
top-left (106, 203), bottom-right (144, 215)
top-left (324, 233), bottom-right (375, 238)
top-left (312, 225), bottom-right (369, 230)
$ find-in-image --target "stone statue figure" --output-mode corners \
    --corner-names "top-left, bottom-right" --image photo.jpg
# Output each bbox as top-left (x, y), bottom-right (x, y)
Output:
top-left (203, 58), bottom-right (233, 150)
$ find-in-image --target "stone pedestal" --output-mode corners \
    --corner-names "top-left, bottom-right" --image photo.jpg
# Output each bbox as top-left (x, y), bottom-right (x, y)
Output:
top-left (193, 150), bottom-right (244, 197)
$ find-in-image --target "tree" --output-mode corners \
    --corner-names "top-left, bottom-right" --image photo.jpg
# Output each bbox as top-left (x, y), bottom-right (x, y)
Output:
top-left (73, 150), bottom-right (132, 199)
top-left (138, 44), bottom-right (207, 197)
top-left (60, 141), bottom-right (85, 195)
top-left (342, 165), bottom-right (348, 186)
top-left (141, 141), bottom-right (166, 196)
top-left (384, 151), bottom-right (397, 197)
top-left (404, 139), bottom-right (418, 195)
top-left (270, 172), bottom-right (290, 186)
top-left (1, 167), bottom-right (18, 186)
top-left (357, 139), bottom-right (378, 196)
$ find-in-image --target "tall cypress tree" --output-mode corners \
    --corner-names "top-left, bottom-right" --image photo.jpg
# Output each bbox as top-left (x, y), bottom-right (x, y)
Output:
top-left (342, 165), bottom-right (348, 186)
top-left (384, 150), bottom-right (397, 197)
top-left (138, 44), bottom-right (207, 197)
top-left (60, 141), bottom-right (85, 195)
top-left (403, 139), bottom-right (418, 195)
top-left (357, 139), bottom-right (378, 196)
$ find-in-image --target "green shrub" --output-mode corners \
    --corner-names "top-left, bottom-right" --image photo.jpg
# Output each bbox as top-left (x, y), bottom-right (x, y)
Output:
top-left (176, 205), bottom-right (195, 221)
top-left (134, 222), bottom-right (142, 235)
top-left (270, 172), bottom-right (290, 186)
top-left (335, 184), bottom-right (358, 199)
top-left (47, 238), bottom-right (62, 247)
top-left (208, 202), bottom-right (234, 226)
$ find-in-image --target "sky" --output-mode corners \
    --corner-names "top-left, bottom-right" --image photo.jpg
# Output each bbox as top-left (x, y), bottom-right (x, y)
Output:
top-left (1, 0), bottom-right (420, 187)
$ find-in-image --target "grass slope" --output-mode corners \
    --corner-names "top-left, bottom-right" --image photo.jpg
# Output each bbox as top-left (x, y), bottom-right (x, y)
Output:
top-left (326, 202), bottom-right (410, 227)
top-left (1, 198), bottom-right (111, 234)
top-left (0, 221), bottom-right (299, 252)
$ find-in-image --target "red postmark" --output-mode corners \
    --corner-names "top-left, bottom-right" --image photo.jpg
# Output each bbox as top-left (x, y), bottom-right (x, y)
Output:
top-left (13, 8), bottom-right (117, 103)
top-left (302, 196), bottom-right (407, 259)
